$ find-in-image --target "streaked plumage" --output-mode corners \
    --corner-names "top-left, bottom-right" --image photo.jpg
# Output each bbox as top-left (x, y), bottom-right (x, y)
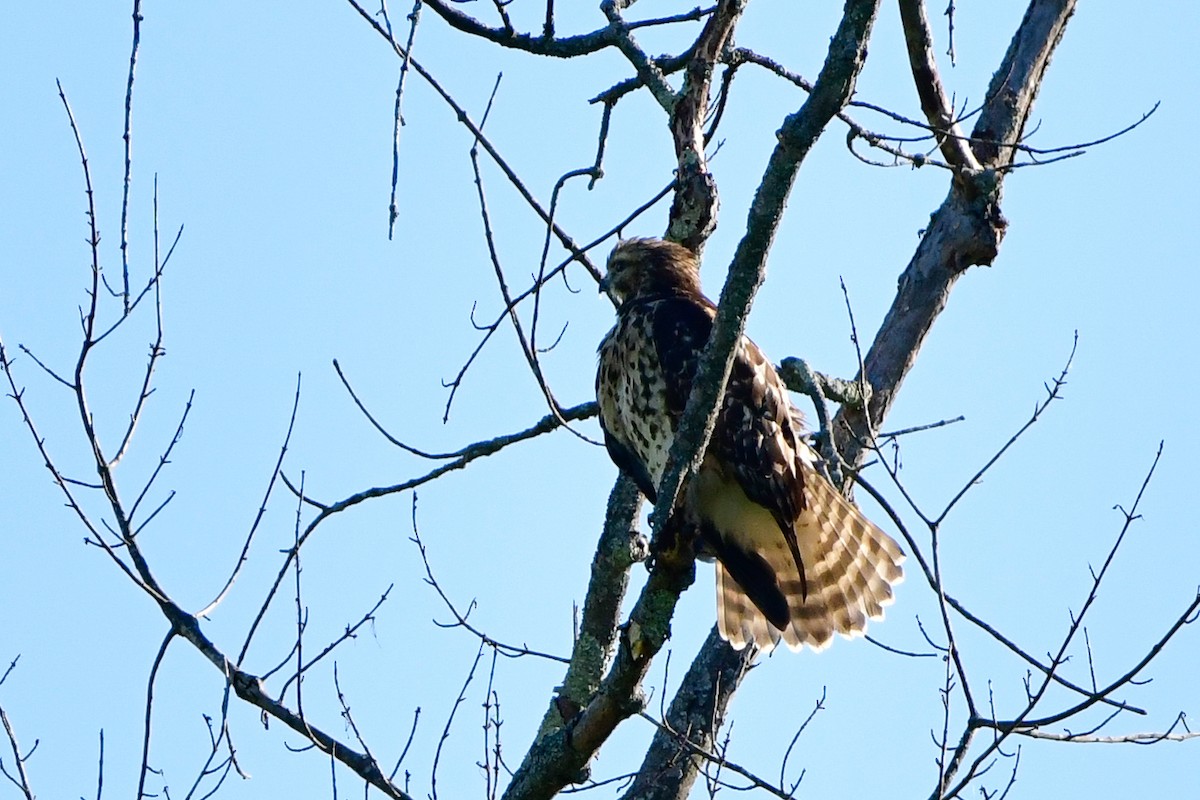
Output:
top-left (596, 237), bottom-right (903, 653)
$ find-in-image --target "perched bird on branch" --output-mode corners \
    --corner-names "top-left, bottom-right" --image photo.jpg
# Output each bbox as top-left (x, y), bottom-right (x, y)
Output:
top-left (596, 237), bottom-right (903, 653)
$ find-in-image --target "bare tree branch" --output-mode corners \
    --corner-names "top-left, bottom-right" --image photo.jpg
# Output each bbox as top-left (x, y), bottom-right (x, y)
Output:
top-left (970, 0), bottom-right (1076, 167)
top-left (119, 0), bottom-right (144, 312)
top-left (0, 704), bottom-right (35, 800)
top-left (346, 0), bottom-right (600, 276)
top-left (622, 629), bottom-right (753, 800)
top-left (417, 0), bottom-right (715, 59)
top-left (897, 0), bottom-right (980, 170)
top-left (834, 0), bottom-right (1079, 467)
top-left (379, 0), bottom-right (423, 238)
top-left (665, 0), bottom-right (745, 251)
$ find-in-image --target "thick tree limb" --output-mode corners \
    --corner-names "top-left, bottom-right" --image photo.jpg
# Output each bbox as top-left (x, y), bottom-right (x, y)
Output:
top-left (729, 0), bottom-right (880, 275)
top-left (897, 0), bottom-right (980, 170)
top-left (970, 0), bottom-right (1076, 168)
top-left (833, 0), bottom-right (1077, 467)
top-left (527, 476), bottom-right (645, 740)
top-left (621, 628), bottom-right (753, 800)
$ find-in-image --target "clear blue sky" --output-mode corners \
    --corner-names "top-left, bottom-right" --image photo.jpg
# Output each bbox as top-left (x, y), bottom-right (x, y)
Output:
top-left (2, 2), bottom-right (1197, 798)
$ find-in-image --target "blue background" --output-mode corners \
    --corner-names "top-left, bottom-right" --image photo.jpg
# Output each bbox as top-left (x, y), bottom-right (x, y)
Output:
top-left (1, 3), bottom-right (1197, 798)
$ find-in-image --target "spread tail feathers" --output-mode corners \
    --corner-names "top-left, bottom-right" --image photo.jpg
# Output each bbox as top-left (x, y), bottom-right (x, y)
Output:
top-left (716, 463), bottom-right (904, 653)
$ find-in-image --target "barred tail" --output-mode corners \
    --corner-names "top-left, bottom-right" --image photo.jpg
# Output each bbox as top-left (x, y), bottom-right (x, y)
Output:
top-left (716, 463), bottom-right (904, 653)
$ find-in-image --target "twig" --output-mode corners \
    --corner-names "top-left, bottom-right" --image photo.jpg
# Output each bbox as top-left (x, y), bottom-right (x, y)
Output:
top-left (532, 166), bottom-right (600, 356)
top-left (589, 101), bottom-right (613, 189)
top-left (726, 47), bottom-right (954, 172)
top-left (468, 145), bottom-right (600, 445)
top-left (779, 688), bottom-right (825, 792)
top-left (941, 443), bottom-right (1176, 797)
top-left (482, 649), bottom-right (502, 800)
top-left (410, 498), bottom-right (568, 663)
top-left (182, 693), bottom-right (241, 798)
top-left (120, 0), bottom-right (145, 312)
top-left (198, 374), bottom-right (302, 617)
top-left (348, 0), bottom-right (598, 273)
top-left (636, 712), bottom-right (797, 800)
top-left (432, 641), bottom-right (486, 800)
top-left (1003, 102), bottom-right (1161, 170)
top-left (379, 0), bottom-right (423, 238)
top-left (0, 658), bottom-right (17, 689)
top-left (286, 366), bottom-right (595, 531)
top-left (1020, 728), bottom-right (1200, 744)
top-left (136, 630), bottom-right (175, 800)
top-left (0, 705), bottom-right (35, 800)
top-left (440, 180), bottom-right (672, 419)
top-left (559, 771), bottom-right (638, 793)
top-left (276, 400), bottom-right (596, 524)
top-left (291, 472), bottom-right (309, 729)
top-left (1, 339), bottom-right (152, 595)
top-left (944, 0), bottom-right (957, 65)
top-left (853, 474), bottom-right (1147, 716)
top-left (14, 344), bottom-right (74, 388)
top-left (269, 586), bottom-right (395, 691)
top-left (388, 707), bottom-right (422, 781)
top-left (94, 729), bottom-right (105, 800)
top-left (128, 388), bottom-right (194, 522)
top-left (877, 416), bottom-right (965, 439)
top-left (936, 332), bottom-right (1076, 525)
top-left (599, 1), bottom-right (677, 112)
top-left (334, 664), bottom-right (389, 783)
top-left (865, 635), bottom-right (938, 658)
top-left (416, 0), bottom-right (713, 59)
top-left (109, 175), bottom-right (170, 467)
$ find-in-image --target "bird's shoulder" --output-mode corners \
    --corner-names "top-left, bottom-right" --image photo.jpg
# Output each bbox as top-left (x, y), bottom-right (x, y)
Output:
top-left (600, 291), bottom-right (713, 343)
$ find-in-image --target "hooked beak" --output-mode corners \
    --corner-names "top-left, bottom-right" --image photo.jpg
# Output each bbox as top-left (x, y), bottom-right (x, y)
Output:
top-left (598, 273), bottom-right (611, 296)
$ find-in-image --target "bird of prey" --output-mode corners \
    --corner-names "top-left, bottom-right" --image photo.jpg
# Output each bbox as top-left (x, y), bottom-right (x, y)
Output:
top-left (596, 237), bottom-right (903, 652)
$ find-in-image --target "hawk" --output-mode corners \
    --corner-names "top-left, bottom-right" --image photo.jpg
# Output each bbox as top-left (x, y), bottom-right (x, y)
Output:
top-left (596, 237), bottom-right (903, 653)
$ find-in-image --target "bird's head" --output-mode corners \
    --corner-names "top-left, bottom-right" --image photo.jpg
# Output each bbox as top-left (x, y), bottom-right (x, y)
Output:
top-left (599, 237), bottom-right (702, 305)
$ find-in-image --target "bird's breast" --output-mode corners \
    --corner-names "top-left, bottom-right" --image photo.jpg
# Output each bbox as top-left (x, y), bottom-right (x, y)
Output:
top-left (598, 315), bottom-right (676, 485)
